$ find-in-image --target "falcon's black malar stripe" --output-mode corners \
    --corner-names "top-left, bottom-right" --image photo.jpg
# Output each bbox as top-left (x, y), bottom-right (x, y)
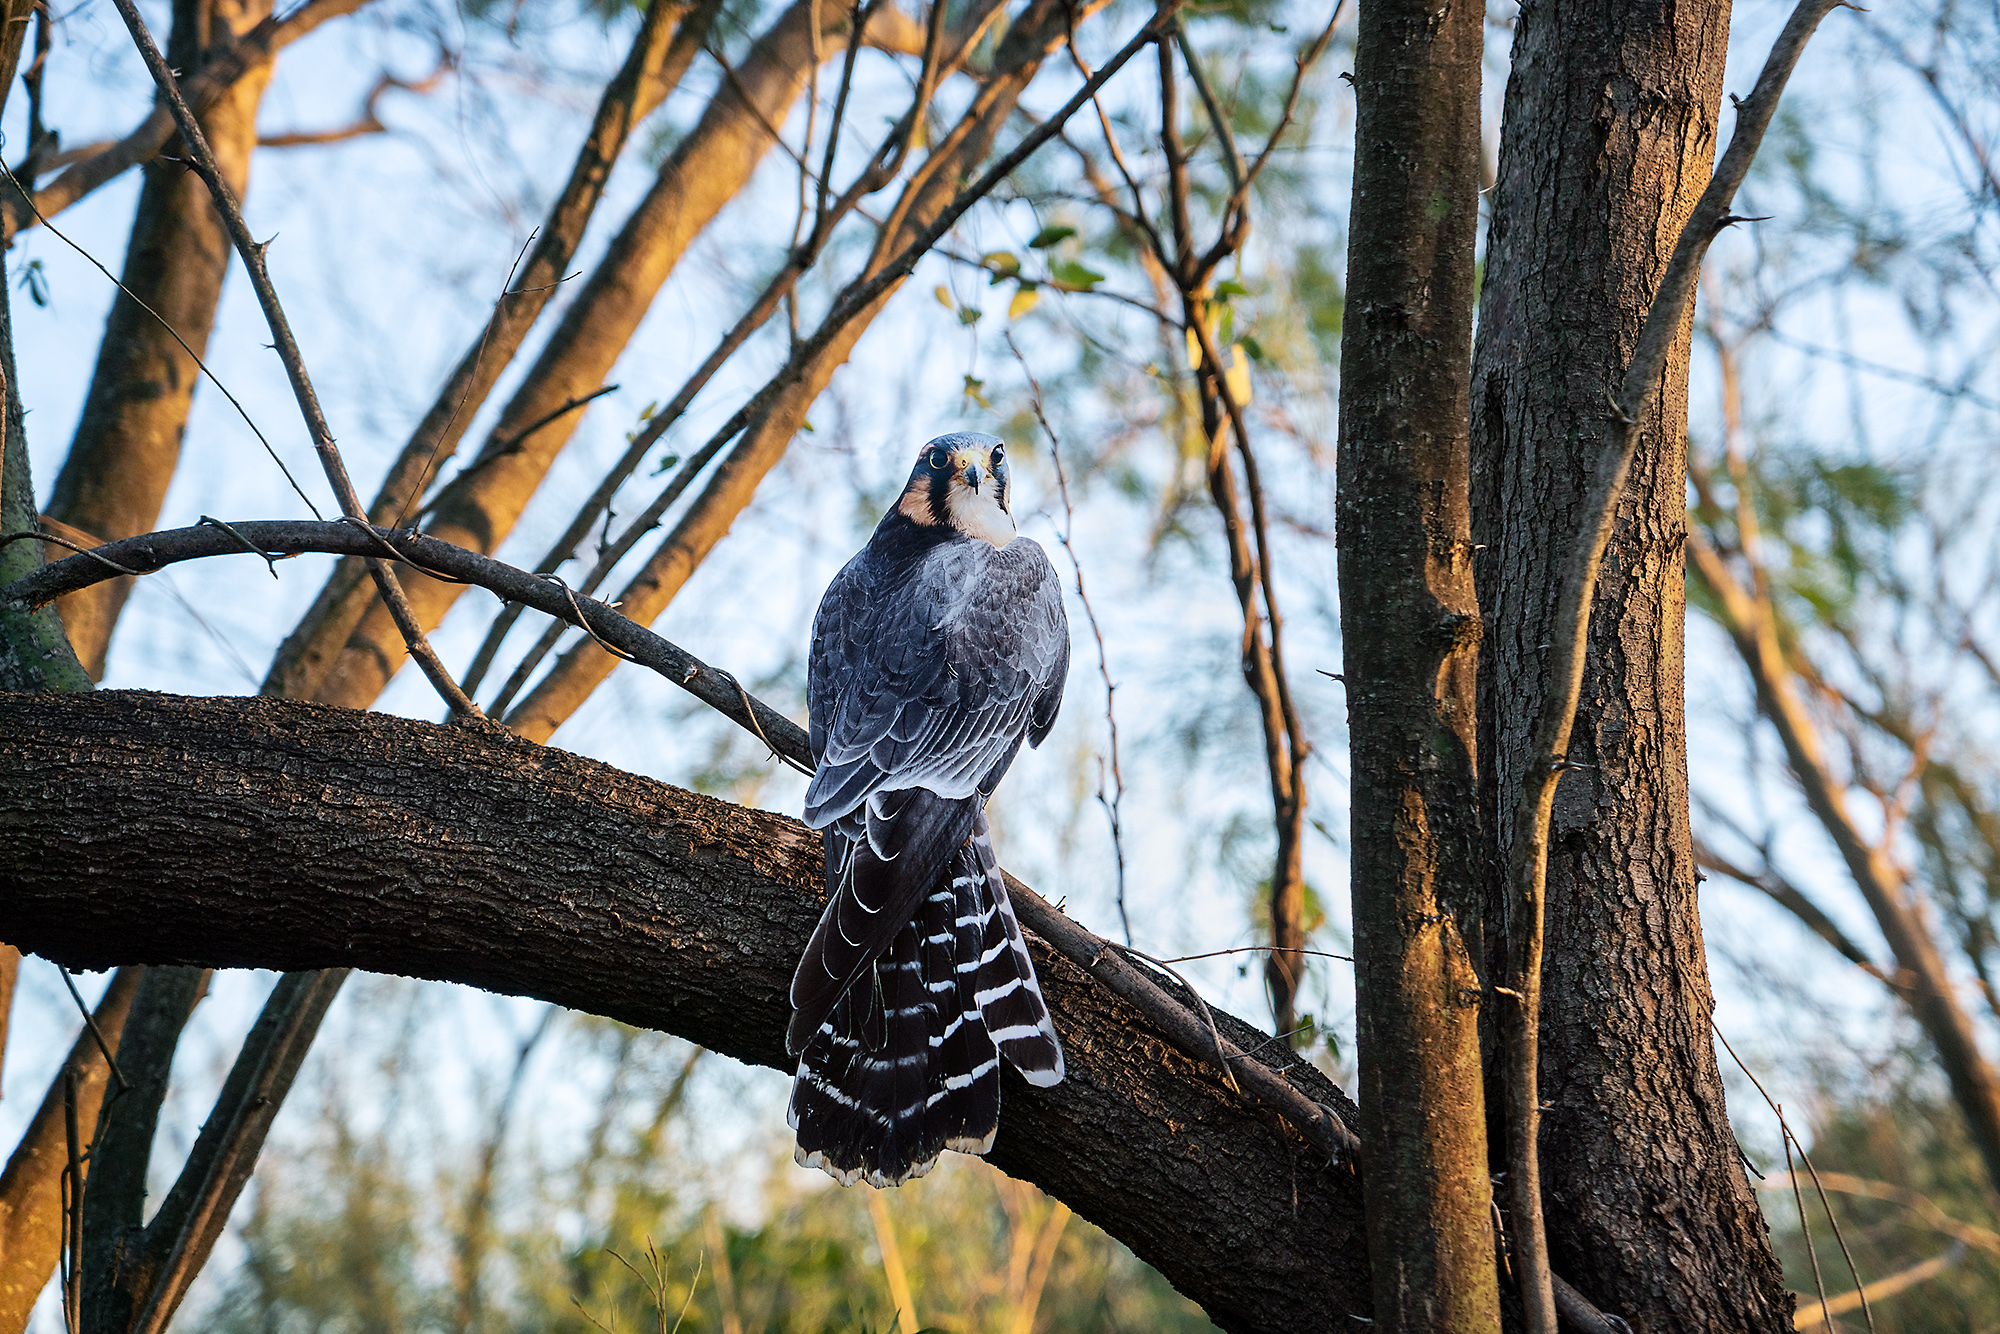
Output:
top-left (790, 431), bottom-right (1069, 1187)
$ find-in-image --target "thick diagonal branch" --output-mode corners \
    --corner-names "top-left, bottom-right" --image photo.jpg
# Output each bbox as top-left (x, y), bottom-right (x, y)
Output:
top-left (0, 689), bottom-right (1367, 1334)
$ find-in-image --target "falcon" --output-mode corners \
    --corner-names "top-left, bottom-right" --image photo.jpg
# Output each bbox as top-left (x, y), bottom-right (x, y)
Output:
top-left (787, 430), bottom-right (1071, 1187)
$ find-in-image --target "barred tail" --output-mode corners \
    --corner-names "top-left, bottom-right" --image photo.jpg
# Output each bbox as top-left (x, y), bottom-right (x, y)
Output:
top-left (965, 811), bottom-right (1064, 1086)
top-left (789, 859), bottom-right (1001, 1186)
top-left (788, 815), bottom-right (1064, 1186)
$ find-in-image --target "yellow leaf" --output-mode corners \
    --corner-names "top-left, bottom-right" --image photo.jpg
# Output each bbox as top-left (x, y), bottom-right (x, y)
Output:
top-left (1184, 325), bottom-right (1202, 370)
top-left (1225, 344), bottom-right (1254, 406)
top-left (934, 286), bottom-right (954, 310)
top-left (1009, 287), bottom-right (1039, 320)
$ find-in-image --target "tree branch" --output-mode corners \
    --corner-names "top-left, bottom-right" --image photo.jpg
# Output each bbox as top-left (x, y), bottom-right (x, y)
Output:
top-left (0, 515), bottom-right (1360, 1167)
top-left (263, 0), bottom-right (719, 700)
top-left (1, 0), bottom-right (373, 241)
top-left (0, 689), bottom-right (1368, 1334)
top-left (109, 0), bottom-right (479, 720)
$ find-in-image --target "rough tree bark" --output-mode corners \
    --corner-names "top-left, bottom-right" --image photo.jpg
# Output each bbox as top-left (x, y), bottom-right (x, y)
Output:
top-left (48, 0), bottom-right (276, 677)
top-left (0, 689), bottom-right (1372, 1334)
top-left (503, 0), bottom-right (1080, 742)
top-left (1471, 0), bottom-right (1790, 1324)
top-left (1335, 0), bottom-right (1496, 1320)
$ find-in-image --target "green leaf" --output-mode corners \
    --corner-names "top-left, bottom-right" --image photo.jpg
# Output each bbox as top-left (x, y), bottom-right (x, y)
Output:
top-left (981, 250), bottom-right (1020, 281)
top-left (648, 453), bottom-right (682, 476)
top-left (1049, 259), bottom-right (1105, 291)
top-left (1213, 279), bottom-right (1249, 299)
top-left (1240, 334), bottom-right (1267, 362)
top-left (962, 374), bottom-right (991, 408)
top-left (957, 304), bottom-right (984, 326)
top-left (1028, 224), bottom-right (1076, 249)
top-left (19, 259), bottom-right (48, 309)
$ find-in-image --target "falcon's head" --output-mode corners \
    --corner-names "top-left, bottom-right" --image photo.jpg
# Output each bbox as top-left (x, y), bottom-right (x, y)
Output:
top-left (896, 431), bottom-right (1015, 547)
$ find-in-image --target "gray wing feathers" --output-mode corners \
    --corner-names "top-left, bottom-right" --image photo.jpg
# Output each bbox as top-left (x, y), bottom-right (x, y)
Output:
top-left (804, 538), bottom-right (1068, 830)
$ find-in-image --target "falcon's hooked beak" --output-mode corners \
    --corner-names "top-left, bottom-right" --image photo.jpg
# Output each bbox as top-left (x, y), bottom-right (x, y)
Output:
top-left (952, 448), bottom-right (985, 495)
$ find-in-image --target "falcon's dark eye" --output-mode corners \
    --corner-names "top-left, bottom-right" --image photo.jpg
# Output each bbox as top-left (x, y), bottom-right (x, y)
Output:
top-left (989, 444), bottom-right (1005, 467)
top-left (927, 448), bottom-right (951, 470)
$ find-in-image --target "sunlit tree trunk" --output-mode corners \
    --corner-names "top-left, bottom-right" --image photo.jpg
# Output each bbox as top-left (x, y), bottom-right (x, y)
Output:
top-left (1336, 0), bottom-right (1497, 1321)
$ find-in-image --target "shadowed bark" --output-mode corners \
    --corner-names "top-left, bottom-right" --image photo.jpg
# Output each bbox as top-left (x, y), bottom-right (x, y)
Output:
top-left (297, 0), bottom-right (926, 710)
top-left (1470, 0), bottom-right (1790, 1324)
top-left (78, 967), bottom-right (207, 1334)
top-left (1335, 0), bottom-right (1496, 1320)
top-left (0, 688), bottom-right (1370, 1334)
top-left (47, 0), bottom-right (276, 678)
top-left (503, 0), bottom-right (1081, 743)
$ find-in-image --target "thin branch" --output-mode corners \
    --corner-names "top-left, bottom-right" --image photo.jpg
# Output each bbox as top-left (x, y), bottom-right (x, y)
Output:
top-left (108, 0), bottom-right (481, 720)
top-left (1009, 335), bottom-right (1129, 945)
top-left (0, 164), bottom-right (323, 518)
top-left (457, 0), bottom-right (1001, 707)
top-left (256, 57), bottom-right (453, 147)
top-left (1498, 3), bottom-right (1846, 1324)
top-left (127, 969), bottom-right (351, 1334)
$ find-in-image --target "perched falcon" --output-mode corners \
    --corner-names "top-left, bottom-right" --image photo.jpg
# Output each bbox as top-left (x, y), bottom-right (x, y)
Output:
top-left (788, 430), bottom-right (1071, 1187)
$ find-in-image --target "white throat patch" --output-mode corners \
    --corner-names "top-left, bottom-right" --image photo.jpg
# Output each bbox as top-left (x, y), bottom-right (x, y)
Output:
top-left (945, 482), bottom-right (1016, 549)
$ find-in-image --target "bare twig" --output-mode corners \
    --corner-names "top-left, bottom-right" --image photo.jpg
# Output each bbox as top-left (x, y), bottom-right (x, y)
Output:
top-left (458, 2), bottom-right (994, 706)
top-left (1783, 1122), bottom-right (1835, 1334)
top-left (56, 966), bottom-right (129, 1093)
top-left (108, 0), bottom-right (482, 720)
top-left (1498, 3), bottom-right (1846, 1324)
top-left (1714, 1023), bottom-right (1872, 1333)
top-left (256, 57), bottom-right (453, 147)
top-left (0, 164), bottom-right (323, 518)
top-left (1008, 335), bottom-right (1130, 944)
top-left (128, 969), bottom-right (351, 1334)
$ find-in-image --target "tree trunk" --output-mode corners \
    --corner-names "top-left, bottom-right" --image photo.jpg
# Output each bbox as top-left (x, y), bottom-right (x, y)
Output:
top-left (1471, 0), bottom-right (1790, 1324)
top-left (47, 0), bottom-right (275, 677)
top-left (0, 689), bottom-right (1372, 1334)
top-left (0, 968), bottom-right (145, 1333)
top-left (1336, 0), bottom-right (1497, 1321)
